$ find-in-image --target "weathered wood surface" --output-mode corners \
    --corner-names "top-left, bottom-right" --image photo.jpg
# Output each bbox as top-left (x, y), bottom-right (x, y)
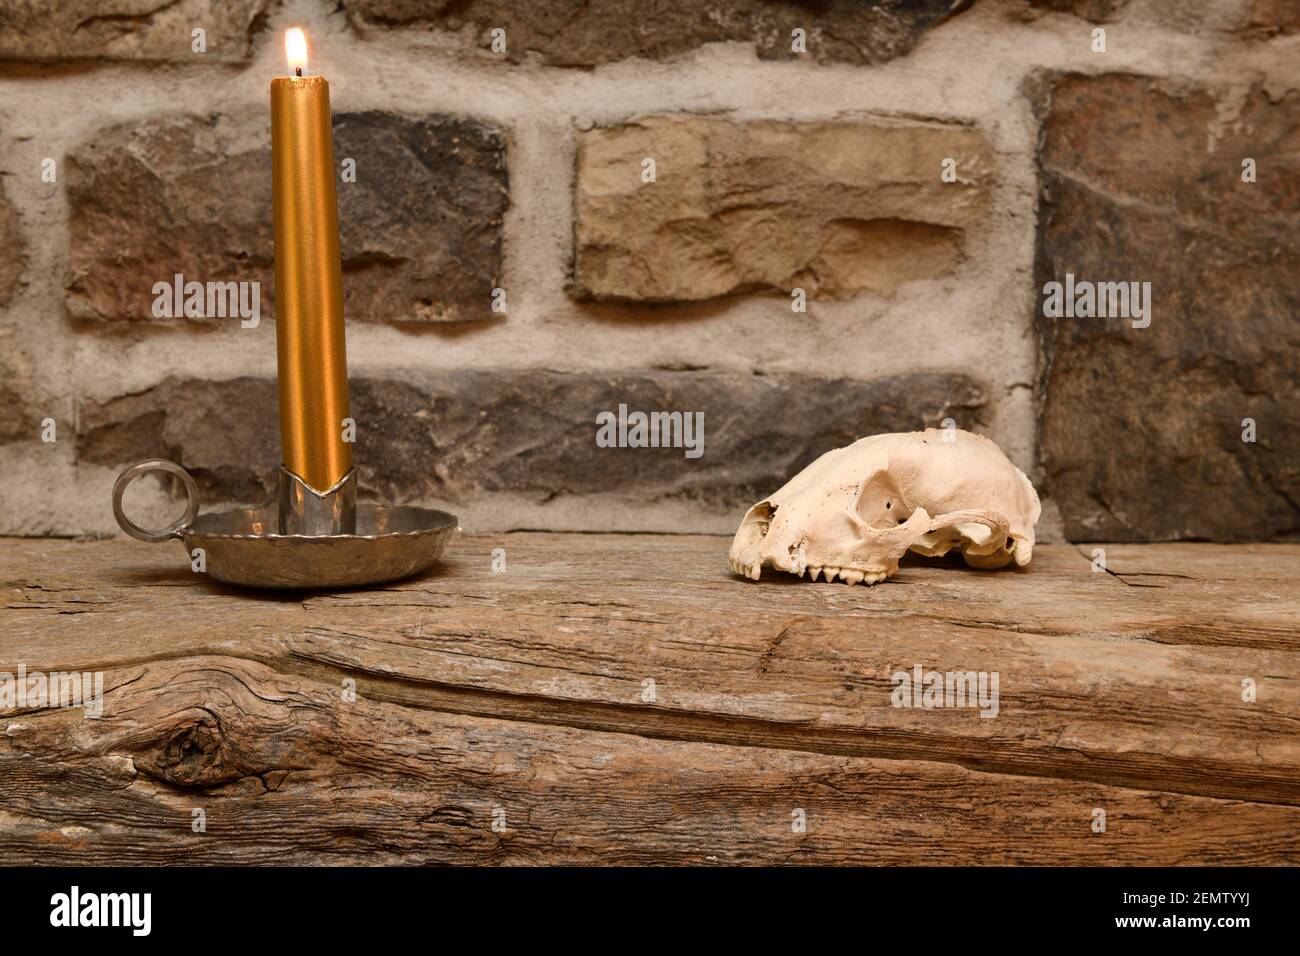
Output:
top-left (1, 535), bottom-right (1297, 865)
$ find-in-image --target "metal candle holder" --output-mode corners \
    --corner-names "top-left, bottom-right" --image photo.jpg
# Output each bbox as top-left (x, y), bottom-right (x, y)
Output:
top-left (110, 39), bottom-right (456, 589)
top-left (111, 460), bottom-right (457, 590)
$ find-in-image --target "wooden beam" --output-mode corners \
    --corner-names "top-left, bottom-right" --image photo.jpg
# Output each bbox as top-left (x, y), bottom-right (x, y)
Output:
top-left (2, 536), bottom-right (1297, 863)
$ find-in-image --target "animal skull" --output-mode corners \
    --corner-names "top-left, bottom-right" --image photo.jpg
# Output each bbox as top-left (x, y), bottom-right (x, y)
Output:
top-left (728, 428), bottom-right (1040, 585)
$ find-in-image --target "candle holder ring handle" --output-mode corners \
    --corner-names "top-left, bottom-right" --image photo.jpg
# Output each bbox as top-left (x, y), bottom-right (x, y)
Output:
top-left (112, 459), bottom-right (201, 544)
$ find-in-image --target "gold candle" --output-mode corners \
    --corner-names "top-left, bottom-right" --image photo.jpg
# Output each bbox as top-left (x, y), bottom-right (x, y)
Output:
top-left (271, 27), bottom-right (351, 495)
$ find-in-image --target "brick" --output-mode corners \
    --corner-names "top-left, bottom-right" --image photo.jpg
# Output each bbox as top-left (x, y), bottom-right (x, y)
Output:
top-left (77, 370), bottom-right (988, 513)
top-left (343, 0), bottom-right (969, 67)
top-left (573, 115), bottom-right (991, 303)
top-left (1242, 0), bottom-right (1300, 36)
top-left (0, 327), bottom-right (36, 443)
top-left (0, 179), bottom-right (21, 306)
top-left (1035, 74), bottom-right (1300, 541)
top-left (0, 0), bottom-right (270, 63)
top-left (66, 111), bottom-right (508, 325)
top-left (1027, 0), bottom-right (1129, 21)
top-left (0, 181), bottom-right (31, 444)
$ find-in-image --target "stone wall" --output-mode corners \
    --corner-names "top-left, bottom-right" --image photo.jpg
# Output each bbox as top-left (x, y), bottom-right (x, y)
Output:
top-left (0, 0), bottom-right (1295, 539)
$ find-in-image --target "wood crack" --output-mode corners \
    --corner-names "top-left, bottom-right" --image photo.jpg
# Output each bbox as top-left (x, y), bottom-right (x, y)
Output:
top-left (198, 649), bottom-right (1300, 809)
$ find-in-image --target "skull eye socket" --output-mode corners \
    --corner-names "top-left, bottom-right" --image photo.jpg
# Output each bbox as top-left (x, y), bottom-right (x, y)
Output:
top-left (854, 468), bottom-right (907, 531)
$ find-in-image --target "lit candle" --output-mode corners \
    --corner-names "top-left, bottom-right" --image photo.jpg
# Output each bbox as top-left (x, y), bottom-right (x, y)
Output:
top-left (271, 27), bottom-right (353, 517)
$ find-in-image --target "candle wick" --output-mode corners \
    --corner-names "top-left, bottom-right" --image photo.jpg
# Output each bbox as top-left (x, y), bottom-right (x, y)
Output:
top-left (295, 67), bottom-right (303, 77)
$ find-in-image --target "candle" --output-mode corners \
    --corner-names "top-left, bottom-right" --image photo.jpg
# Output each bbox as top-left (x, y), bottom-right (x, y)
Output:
top-left (270, 27), bottom-right (352, 502)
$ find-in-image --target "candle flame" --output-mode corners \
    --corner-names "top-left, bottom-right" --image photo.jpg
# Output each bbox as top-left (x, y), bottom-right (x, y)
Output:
top-left (285, 27), bottom-right (308, 75)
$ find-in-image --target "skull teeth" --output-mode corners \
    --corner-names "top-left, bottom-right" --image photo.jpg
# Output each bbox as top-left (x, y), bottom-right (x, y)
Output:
top-left (812, 566), bottom-right (889, 585)
top-left (728, 558), bottom-right (889, 586)
top-left (728, 557), bottom-right (764, 581)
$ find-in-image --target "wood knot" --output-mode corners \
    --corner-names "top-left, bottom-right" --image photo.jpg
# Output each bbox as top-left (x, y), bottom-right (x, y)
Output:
top-left (136, 709), bottom-right (244, 789)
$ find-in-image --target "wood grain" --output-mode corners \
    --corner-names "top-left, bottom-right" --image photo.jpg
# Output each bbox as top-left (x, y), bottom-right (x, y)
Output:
top-left (2, 535), bottom-right (1297, 864)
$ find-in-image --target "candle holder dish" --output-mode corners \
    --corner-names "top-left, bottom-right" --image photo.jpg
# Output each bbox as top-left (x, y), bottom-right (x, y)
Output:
top-left (112, 459), bottom-right (458, 590)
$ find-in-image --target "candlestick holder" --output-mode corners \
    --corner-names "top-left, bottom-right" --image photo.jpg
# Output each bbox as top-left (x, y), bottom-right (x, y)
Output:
top-left (110, 28), bottom-right (457, 589)
top-left (111, 458), bottom-right (457, 589)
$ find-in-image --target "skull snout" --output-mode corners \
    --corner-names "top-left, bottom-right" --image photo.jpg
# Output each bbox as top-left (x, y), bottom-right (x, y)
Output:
top-left (728, 500), bottom-right (775, 579)
top-left (728, 500), bottom-right (812, 580)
